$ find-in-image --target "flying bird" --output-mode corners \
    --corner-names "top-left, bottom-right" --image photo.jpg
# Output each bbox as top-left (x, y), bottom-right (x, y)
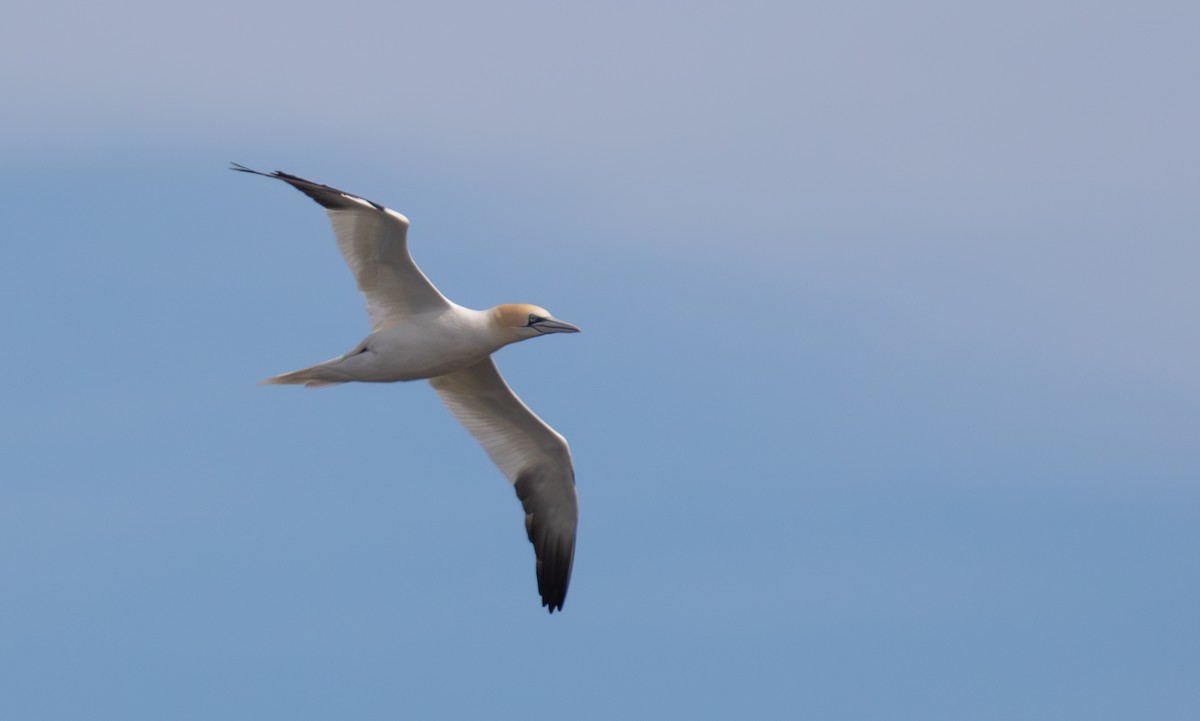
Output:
top-left (233, 164), bottom-right (580, 612)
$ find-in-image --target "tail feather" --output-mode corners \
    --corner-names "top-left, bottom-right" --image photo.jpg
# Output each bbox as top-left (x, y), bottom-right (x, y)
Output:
top-left (260, 366), bottom-right (345, 388)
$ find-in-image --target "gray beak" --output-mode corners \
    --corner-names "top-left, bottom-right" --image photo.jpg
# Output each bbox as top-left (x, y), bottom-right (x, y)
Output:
top-left (533, 318), bottom-right (581, 334)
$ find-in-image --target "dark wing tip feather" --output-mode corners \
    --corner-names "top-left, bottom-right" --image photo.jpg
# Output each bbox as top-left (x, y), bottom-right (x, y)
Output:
top-left (515, 472), bottom-right (576, 614)
top-left (542, 536), bottom-right (575, 614)
top-left (229, 162), bottom-right (386, 211)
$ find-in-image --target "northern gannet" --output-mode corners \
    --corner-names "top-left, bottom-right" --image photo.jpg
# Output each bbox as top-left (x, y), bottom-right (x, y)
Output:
top-left (233, 164), bottom-right (580, 613)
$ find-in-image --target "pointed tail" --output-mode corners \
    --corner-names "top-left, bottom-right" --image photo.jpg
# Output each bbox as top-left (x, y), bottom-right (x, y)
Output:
top-left (260, 366), bottom-right (345, 388)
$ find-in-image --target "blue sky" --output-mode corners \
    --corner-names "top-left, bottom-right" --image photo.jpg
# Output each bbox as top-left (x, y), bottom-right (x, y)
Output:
top-left (2, 2), bottom-right (1197, 719)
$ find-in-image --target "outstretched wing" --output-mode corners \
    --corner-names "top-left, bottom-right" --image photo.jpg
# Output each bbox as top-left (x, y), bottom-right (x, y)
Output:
top-left (233, 164), bottom-right (452, 329)
top-left (430, 358), bottom-right (578, 612)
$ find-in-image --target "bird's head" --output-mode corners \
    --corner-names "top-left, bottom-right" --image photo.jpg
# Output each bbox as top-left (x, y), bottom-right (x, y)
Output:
top-left (492, 303), bottom-right (581, 341)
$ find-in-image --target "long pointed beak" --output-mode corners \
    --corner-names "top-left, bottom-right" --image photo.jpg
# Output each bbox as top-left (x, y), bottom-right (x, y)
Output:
top-left (533, 318), bottom-right (581, 334)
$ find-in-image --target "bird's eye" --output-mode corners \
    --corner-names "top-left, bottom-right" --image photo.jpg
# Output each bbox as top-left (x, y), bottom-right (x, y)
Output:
top-left (528, 314), bottom-right (541, 325)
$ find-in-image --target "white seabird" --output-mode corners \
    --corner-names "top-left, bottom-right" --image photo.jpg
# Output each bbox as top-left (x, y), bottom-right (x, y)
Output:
top-left (233, 164), bottom-right (580, 613)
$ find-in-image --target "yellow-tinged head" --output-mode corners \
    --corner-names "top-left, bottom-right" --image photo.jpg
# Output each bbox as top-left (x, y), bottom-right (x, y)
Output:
top-left (491, 303), bottom-right (581, 339)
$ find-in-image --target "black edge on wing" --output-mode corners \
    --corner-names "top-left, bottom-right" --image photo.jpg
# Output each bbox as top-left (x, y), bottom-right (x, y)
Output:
top-left (515, 469), bottom-right (576, 614)
top-left (230, 162), bottom-right (386, 211)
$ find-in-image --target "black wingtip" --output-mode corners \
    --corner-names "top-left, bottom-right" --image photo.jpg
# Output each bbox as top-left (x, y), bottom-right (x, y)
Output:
top-left (534, 535), bottom-right (572, 613)
top-left (514, 471), bottom-right (576, 615)
top-left (231, 163), bottom-right (388, 212)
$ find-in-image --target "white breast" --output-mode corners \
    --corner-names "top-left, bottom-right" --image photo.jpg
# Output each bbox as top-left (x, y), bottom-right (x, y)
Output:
top-left (357, 307), bottom-right (504, 381)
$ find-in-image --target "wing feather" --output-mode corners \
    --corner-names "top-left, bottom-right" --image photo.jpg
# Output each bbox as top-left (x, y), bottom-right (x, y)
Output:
top-left (232, 164), bottom-right (452, 328)
top-left (430, 358), bottom-right (578, 612)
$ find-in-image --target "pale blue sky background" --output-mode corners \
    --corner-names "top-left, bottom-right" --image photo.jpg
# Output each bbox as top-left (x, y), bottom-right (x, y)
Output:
top-left (2, 1), bottom-right (1197, 719)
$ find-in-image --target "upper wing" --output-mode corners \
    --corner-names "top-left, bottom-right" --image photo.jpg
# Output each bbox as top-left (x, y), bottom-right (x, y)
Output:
top-left (233, 164), bottom-right (452, 329)
top-left (429, 358), bottom-right (578, 613)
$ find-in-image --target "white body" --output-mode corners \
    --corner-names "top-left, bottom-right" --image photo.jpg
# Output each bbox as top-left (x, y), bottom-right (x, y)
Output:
top-left (284, 306), bottom-right (509, 385)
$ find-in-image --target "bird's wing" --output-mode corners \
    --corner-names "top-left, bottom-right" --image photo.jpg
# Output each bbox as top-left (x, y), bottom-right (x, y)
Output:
top-left (429, 358), bottom-right (578, 612)
top-left (232, 164), bottom-right (452, 329)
